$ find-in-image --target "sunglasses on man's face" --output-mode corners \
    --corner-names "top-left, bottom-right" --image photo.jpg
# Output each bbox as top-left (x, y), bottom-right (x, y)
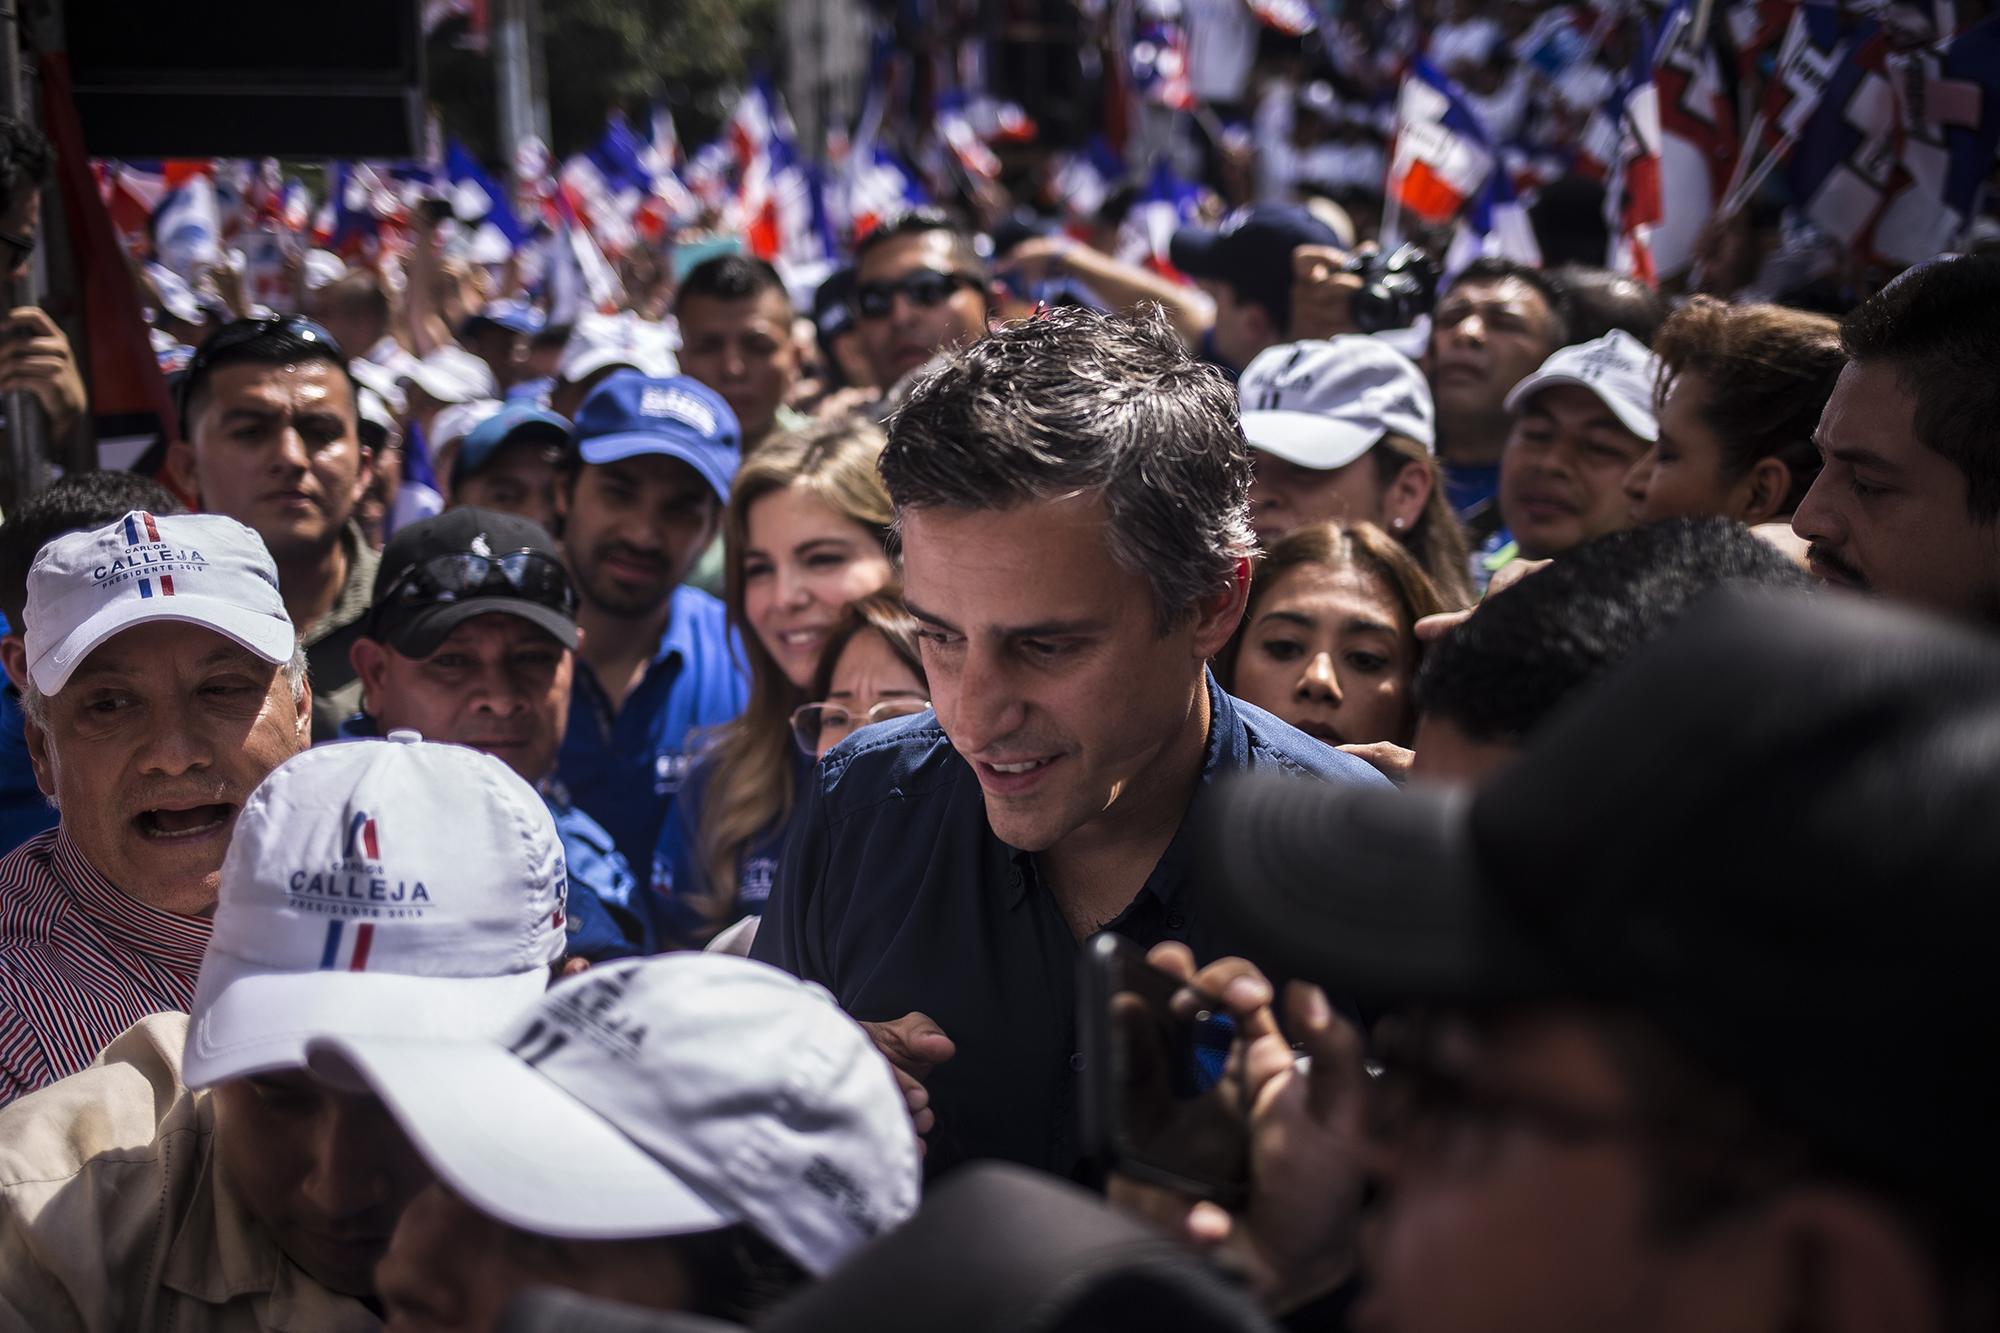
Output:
top-left (377, 550), bottom-right (580, 621)
top-left (854, 269), bottom-right (982, 320)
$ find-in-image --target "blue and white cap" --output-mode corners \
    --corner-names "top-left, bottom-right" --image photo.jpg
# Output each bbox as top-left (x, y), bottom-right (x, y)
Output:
top-left (183, 734), bottom-right (568, 1088)
top-left (23, 511), bottom-right (295, 697)
top-left (571, 370), bottom-right (742, 502)
top-left (309, 954), bottom-right (921, 1276)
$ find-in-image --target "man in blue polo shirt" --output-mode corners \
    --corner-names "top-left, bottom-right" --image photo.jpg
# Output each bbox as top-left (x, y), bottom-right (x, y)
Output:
top-left (554, 370), bottom-right (748, 875)
top-left (752, 306), bottom-right (1388, 1179)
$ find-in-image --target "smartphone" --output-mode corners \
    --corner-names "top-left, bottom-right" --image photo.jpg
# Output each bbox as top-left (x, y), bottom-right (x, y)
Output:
top-left (1078, 932), bottom-right (1250, 1206)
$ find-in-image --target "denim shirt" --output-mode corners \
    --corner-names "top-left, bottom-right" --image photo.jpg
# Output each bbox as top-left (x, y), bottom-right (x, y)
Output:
top-left (751, 672), bottom-right (1390, 1178)
top-left (650, 746), bottom-right (808, 949)
top-left (555, 585), bottom-right (750, 875)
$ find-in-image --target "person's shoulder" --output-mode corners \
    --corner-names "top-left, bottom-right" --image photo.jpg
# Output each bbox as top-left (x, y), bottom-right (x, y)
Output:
top-left (812, 710), bottom-right (964, 819)
top-left (668, 583), bottom-right (729, 634)
top-left (0, 828), bottom-right (60, 919)
top-left (1232, 697), bottom-right (1394, 788)
top-left (0, 1013), bottom-right (198, 1190)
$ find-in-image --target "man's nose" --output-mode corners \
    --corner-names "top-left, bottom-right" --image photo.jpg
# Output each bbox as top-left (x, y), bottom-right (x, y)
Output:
top-left (950, 645), bottom-right (1026, 752)
top-left (1791, 472), bottom-right (1842, 545)
top-left (299, 1102), bottom-right (397, 1222)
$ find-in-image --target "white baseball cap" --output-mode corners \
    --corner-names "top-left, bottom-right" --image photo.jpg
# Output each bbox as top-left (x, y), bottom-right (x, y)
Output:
top-left (307, 954), bottom-right (920, 1276)
top-left (401, 344), bottom-right (501, 405)
top-left (23, 511), bottom-right (295, 697)
top-left (1238, 336), bottom-right (1436, 471)
top-left (558, 310), bottom-right (680, 385)
top-left (1503, 328), bottom-right (1662, 443)
top-left (430, 397), bottom-right (505, 452)
top-left (183, 733), bottom-right (568, 1088)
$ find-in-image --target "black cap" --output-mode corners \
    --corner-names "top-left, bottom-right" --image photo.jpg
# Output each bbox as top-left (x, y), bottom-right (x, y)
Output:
top-left (1202, 589), bottom-right (2000, 1227)
top-left (1169, 205), bottom-right (1341, 322)
top-left (813, 266), bottom-right (858, 344)
top-left (367, 508), bottom-right (580, 659)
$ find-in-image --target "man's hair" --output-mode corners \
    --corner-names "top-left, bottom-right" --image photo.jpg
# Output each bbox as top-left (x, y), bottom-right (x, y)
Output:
top-left (1653, 296), bottom-right (1844, 513)
top-left (317, 270), bottom-right (391, 327)
top-left (1416, 518), bottom-right (1810, 743)
top-left (674, 254), bottom-right (790, 315)
top-left (853, 206), bottom-right (987, 280)
top-left (1839, 254), bottom-right (2000, 523)
top-left (0, 117), bottom-right (53, 216)
top-left (880, 304), bottom-right (1252, 631)
top-left (1440, 257), bottom-right (1573, 348)
top-left (0, 472), bottom-right (186, 630)
top-left (181, 321), bottom-right (358, 438)
top-left (1550, 265), bottom-right (1666, 344)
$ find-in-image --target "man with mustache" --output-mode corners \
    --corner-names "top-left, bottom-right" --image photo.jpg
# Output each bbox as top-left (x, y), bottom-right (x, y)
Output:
top-left (554, 370), bottom-right (748, 873)
top-left (166, 317), bottom-right (377, 741)
top-left (1792, 254), bottom-right (2000, 625)
top-left (0, 511), bottom-right (308, 1102)
top-left (345, 507), bottom-right (649, 959)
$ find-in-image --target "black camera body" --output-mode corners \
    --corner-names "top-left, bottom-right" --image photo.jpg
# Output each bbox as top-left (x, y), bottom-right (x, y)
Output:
top-left (1343, 243), bottom-right (1440, 334)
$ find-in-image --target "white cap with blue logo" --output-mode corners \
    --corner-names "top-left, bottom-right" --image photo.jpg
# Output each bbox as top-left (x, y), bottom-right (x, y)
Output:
top-left (23, 510), bottom-right (296, 697)
top-left (183, 732), bottom-right (568, 1089)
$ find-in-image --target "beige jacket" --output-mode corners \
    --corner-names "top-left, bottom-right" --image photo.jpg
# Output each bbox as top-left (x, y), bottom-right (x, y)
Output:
top-left (0, 1013), bottom-right (379, 1333)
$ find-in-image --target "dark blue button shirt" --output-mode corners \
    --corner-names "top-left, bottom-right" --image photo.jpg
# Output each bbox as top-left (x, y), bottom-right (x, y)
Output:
top-left (751, 673), bottom-right (1390, 1178)
top-left (556, 585), bottom-right (749, 874)
top-left (650, 746), bottom-right (807, 949)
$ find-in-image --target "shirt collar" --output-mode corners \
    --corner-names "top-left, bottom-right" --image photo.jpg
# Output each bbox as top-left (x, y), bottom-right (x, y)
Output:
top-left (655, 583), bottom-right (707, 668)
top-left (52, 828), bottom-right (211, 970)
top-left (161, 1117), bottom-right (376, 1330)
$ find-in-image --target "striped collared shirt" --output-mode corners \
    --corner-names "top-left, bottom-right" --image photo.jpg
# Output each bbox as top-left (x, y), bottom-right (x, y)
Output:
top-left (0, 828), bottom-right (209, 1105)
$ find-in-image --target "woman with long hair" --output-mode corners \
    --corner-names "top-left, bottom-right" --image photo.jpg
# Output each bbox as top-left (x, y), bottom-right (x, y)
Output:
top-left (788, 589), bottom-right (931, 761)
top-left (1219, 520), bottom-right (1449, 750)
top-left (657, 415), bottom-right (896, 945)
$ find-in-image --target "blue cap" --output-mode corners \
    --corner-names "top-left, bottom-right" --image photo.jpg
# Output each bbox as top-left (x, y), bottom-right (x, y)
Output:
top-left (571, 371), bottom-right (741, 502)
top-left (461, 299), bottom-right (547, 339)
top-left (453, 403), bottom-right (573, 490)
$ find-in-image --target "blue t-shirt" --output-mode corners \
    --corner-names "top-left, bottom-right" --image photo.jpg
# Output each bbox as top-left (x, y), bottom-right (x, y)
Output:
top-left (556, 585), bottom-right (750, 875)
top-left (1443, 461), bottom-right (1502, 522)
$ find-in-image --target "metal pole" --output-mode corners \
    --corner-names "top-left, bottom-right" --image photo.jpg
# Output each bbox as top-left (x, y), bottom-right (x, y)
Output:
top-left (494, 0), bottom-right (531, 158)
top-left (2, 0), bottom-right (50, 512)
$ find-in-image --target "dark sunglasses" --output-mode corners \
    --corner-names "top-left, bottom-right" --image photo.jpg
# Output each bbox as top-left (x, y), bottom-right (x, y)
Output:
top-left (1, 229), bottom-right (34, 267)
top-left (376, 550), bottom-right (579, 622)
top-left (855, 268), bottom-right (982, 320)
top-left (176, 315), bottom-right (349, 436)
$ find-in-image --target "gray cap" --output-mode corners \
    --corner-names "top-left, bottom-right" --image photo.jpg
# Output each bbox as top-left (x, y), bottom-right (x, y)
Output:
top-left (1237, 336), bottom-right (1435, 471)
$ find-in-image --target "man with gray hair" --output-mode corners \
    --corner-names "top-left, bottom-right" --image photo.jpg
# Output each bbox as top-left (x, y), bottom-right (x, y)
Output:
top-left (753, 306), bottom-right (1387, 1177)
top-left (0, 510), bottom-right (309, 1102)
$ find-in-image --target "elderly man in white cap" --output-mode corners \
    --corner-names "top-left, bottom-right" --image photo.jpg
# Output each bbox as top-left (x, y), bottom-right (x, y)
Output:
top-left (0, 510), bottom-right (307, 1103)
top-left (0, 736), bottom-right (568, 1329)
top-left (320, 951), bottom-right (919, 1330)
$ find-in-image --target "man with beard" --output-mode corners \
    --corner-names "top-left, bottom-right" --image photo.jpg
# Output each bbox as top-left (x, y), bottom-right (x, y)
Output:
top-left (554, 370), bottom-right (748, 873)
top-left (0, 511), bottom-right (307, 1101)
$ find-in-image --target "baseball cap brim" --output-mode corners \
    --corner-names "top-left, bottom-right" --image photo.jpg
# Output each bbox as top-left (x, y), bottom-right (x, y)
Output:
top-left (561, 347), bottom-right (675, 386)
top-left (375, 595), bottom-right (581, 661)
top-left (577, 434), bottom-right (732, 501)
top-left (1503, 370), bottom-right (1658, 442)
top-left (306, 1032), bottom-right (741, 1241)
top-left (183, 957), bottom-right (548, 1088)
top-left (1199, 774), bottom-right (1562, 1005)
top-left (30, 594), bottom-right (295, 697)
top-left (1240, 410), bottom-right (1382, 472)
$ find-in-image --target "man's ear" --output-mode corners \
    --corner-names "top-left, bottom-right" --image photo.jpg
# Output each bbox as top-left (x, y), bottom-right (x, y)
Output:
top-left (23, 710), bottom-right (55, 799)
top-left (0, 636), bottom-right (27, 689)
top-left (1191, 557), bottom-right (1254, 660)
top-left (349, 637), bottom-right (388, 717)
top-left (164, 440), bottom-right (202, 507)
top-left (348, 441), bottom-right (376, 509)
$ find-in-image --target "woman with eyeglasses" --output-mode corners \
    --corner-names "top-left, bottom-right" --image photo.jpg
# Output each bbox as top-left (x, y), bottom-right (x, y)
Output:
top-left (656, 415), bottom-right (897, 947)
top-left (790, 590), bottom-right (931, 761)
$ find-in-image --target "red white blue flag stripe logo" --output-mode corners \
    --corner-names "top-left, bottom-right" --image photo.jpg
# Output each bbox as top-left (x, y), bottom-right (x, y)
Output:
top-left (125, 512), bottom-right (175, 598)
top-left (345, 811), bottom-right (381, 860)
top-left (319, 919), bottom-right (377, 971)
